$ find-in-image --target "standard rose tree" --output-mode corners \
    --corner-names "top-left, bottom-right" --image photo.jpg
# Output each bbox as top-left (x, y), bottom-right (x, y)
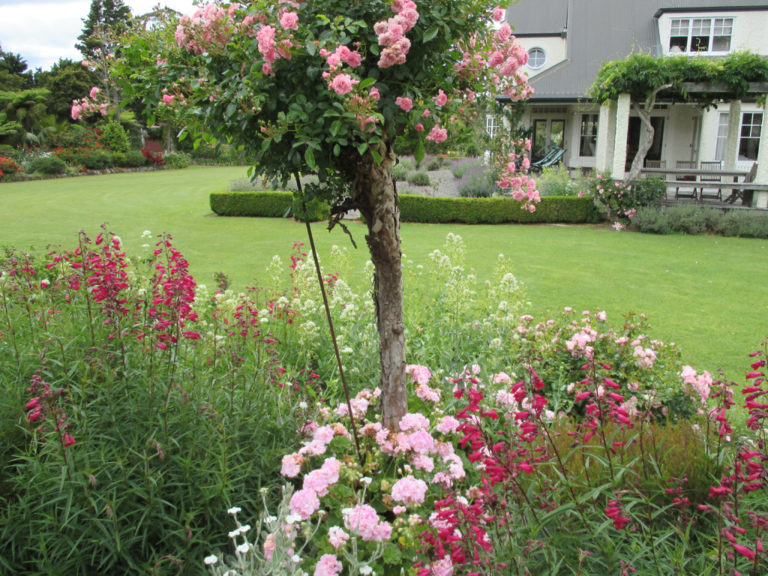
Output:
top-left (113, 0), bottom-right (536, 429)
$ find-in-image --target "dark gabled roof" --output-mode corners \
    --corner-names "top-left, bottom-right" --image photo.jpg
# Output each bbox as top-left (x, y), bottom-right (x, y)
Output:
top-left (506, 0), bottom-right (768, 101)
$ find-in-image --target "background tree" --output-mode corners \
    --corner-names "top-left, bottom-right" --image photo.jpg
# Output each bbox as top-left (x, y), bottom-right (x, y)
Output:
top-left (36, 59), bottom-right (99, 122)
top-left (77, 0), bottom-right (133, 120)
top-left (0, 49), bottom-right (33, 92)
top-left (113, 0), bottom-right (536, 429)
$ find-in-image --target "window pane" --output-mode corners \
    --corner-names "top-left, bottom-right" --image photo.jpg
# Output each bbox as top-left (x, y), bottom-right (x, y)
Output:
top-left (691, 35), bottom-right (709, 51)
top-left (579, 114), bottom-right (598, 157)
top-left (713, 35), bottom-right (731, 51)
top-left (692, 18), bottom-right (710, 35)
top-left (671, 19), bottom-right (689, 35)
top-left (670, 36), bottom-right (688, 52)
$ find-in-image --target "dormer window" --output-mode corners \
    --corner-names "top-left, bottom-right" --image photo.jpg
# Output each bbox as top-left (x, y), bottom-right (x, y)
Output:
top-left (669, 17), bottom-right (733, 54)
top-left (528, 47), bottom-right (546, 69)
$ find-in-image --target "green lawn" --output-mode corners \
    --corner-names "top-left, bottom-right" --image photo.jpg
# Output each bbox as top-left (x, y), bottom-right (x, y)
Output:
top-left (2, 166), bottom-right (766, 377)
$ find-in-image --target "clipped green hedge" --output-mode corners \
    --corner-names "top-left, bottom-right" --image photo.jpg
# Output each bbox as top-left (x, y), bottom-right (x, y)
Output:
top-left (211, 190), bottom-right (601, 224)
top-left (210, 190), bottom-right (331, 221)
top-left (399, 194), bottom-right (602, 224)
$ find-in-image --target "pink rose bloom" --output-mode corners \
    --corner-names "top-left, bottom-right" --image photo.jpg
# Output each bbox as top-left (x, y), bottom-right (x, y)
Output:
top-left (433, 89), bottom-right (448, 107)
top-left (492, 6), bottom-right (506, 21)
top-left (162, 94), bottom-right (175, 104)
top-left (314, 554), bottom-right (342, 576)
top-left (279, 11), bottom-right (299, 30)
top-left (369, 86), bottom-right (381, 101)
top-left (89, 86), bottom-right (100, 99)
top-left (391, 475), bottom-right (428, 506)
top-left (81, 59), bottom-right (90, 67)
top-left (343, 504), bottom-right (392, 542)
top-left (414, 123), bottom-right (424, 131)
top-left (290, 488), bottom-right (320, 519)
top-left (329, 73), bottom-right (358, 95)
top-left (426, 125), bottom-right (448, 143)
top-left (395, 96), bottom-right (413, 112)
top-left (281, 453), bottom-right (304, 477)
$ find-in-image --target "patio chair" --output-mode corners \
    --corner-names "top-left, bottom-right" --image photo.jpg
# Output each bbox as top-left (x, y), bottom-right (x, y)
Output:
top-left (530, 147), bottom-right (560, 171)
top-left (674, 160), bottom-right (698, 200)
top-left (531, 147), bottom-right (566, 173)
top-left (699, 160), bottom-right (722, 201)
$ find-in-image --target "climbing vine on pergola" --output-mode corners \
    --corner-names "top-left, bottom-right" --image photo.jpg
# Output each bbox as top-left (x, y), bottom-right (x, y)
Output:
top-left (589, 51), bottom-right (768, 181)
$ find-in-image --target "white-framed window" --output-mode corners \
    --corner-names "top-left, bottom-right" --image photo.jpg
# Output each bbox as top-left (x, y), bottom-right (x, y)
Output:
top-left (715, 112), bottom-right (729, 162)
top-left (669, 17), bottom-right (733, 53)
top-left (739, 112), bottom-right (762, 161)
top-left (579, 114), bottom-right (598, 157)
top-left (527, 47), bottom-right (546, 69)
top-left (486, 115), bottom-right (499, 138)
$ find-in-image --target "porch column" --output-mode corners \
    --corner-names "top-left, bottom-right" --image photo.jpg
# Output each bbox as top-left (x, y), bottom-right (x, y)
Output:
top-left (595, 100), bottom-right (615, 173)
top-left (611, 93), bottom-right (631, 179)
top-left (753, 106), bottom-right (768, 209)
top-left (724, 100), bottom-right (741, 171)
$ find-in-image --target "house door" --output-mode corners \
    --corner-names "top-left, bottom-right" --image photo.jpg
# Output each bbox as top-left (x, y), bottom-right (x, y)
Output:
top-left (532, 119), bottom-right (565, 162)
top-left (625, 117), bottom-right (664, 169)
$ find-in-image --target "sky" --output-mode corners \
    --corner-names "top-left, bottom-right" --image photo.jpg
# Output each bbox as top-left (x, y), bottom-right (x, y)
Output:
top-left (0, 0), bottom-right (198, 71)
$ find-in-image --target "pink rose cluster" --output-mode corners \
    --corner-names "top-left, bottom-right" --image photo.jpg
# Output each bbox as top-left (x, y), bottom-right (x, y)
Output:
top-left (495, 137), bottom-right (540, 212)
top-left (175, 3), bottom-right (235, 56)
top-left (681, 365), bottom-right (712, 406)
top-left (71, 87), bottom-right (107, 120)
top-left (255, 23), bottom-right (296, 75)
top-left (374, 0), bottom-right (420, 68)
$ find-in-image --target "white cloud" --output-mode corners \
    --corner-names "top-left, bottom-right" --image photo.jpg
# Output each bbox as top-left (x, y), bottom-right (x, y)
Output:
top-left (0, 0), bottom-right (197, 71)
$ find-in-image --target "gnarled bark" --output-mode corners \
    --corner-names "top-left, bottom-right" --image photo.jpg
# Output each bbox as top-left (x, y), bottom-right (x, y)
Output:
top-left (625, 83), bottom-right (672, 183)
top-left (353, 140), bottom-right (407, 431)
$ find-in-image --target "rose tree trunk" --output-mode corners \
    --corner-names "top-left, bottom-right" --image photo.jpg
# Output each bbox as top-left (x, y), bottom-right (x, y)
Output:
top-left (354, 141), bottom-right (407, 431)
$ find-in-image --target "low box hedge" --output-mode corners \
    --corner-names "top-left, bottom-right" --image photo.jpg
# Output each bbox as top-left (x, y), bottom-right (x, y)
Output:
top-left (399, 194), bottom-right (602, 224)
top-left (210, 190), bottom-right (601, 224)
top-left (210, 190), bottom-right (331, 222)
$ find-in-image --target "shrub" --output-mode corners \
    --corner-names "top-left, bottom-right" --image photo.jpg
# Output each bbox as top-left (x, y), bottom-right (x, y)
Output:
top-left (29, 155), bottom-right (67, 175)
top-left (457, 164), bottom-right (496, 197)
top-left (451, 157), bottom-right (483, 179)
top-left (407, 171), bottom-right (431, 186)
top-left (211, 190), bottom-right (293, 217)
top-left (163, 152), bottom-right (192, 169)
top-left (589, 174), bottom-right (666, 223)
top-left (122, 149), bottom-right (147, 167)
top-left (0, 156), bottom-right (22, 178)
top-left (633, 204), bottom-right (768, 238)
top-left (141, 141), bottom-right (164, 165)
top-left (82, 149), bottom-right (113, 170)
top-left (100, 121), bottom-right (131, 153)
top-left (535, 165), bottom-right (587, 197)
top-left (392, 162), bottom-right (409, 182)
top-left (397, 156), bottom-right (416, 172)
top-left (399, 194), bottom-right (602, 224)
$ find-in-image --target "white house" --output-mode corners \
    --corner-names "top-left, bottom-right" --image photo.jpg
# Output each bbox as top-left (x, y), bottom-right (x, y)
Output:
top-left (504, 0), bottom-right (768, 202)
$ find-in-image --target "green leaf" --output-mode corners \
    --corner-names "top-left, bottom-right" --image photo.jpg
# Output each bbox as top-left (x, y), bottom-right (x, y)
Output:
top-left (329, 120), bottom-right (341, 137)
top-left (305, 148), bottom-right (317, 170)
top-left (414, 138), bottom-right (425, 164)
top-left (423, 26), bottom-right (439, 42)
top-left (371, 147), bottom-right (382, 164)
top-left (357, 142), bottom-right (368, 156)
top-left (358, 77), bottom-right (377, 90)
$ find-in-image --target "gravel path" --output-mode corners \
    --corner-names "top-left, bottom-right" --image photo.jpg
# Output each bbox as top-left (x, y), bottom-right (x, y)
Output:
top-left (397, 169), bottom-right (461, 198)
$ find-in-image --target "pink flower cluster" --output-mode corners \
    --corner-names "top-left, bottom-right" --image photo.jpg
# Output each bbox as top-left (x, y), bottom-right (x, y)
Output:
top-left (71, 86), bottom-right (107, 120)
top-left (343, 504), bottom-right (393, 541)
top-left (680, 365), bottom-right (712, 406)
top-left (495, 137), bottom-right (540, 212)
top-left (175, 3), bottom-right (235, 55)
top-left (25, 374), bottom-right (76, 448)
top-left (407, 363), bottom-right (441, 402)
top-left (391, 475), bottom-right (428, 506)
top-left (374, 0), bottom-right (419, 68)
top-left (313, 554), bottom-right (342, 576)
